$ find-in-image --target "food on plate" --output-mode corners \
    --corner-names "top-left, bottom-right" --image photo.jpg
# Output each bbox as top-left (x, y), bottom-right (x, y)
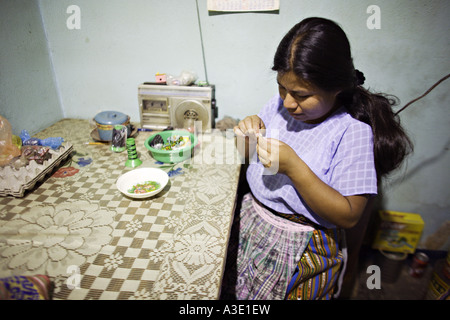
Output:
top-left (127, 180), bottom-right (161, 194)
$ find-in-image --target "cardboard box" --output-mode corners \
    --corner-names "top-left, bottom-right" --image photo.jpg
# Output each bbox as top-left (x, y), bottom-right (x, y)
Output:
top-left (372, 210), bottom-right (424, 254)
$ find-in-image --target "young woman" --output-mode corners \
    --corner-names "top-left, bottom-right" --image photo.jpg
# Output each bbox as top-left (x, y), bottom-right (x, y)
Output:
top-left (221, 17), bottom-right (412, 300)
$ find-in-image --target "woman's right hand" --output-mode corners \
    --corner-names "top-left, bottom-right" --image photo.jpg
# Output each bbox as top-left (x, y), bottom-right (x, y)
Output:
top-left (233, 115), bottom-right (266, 162)
top-left (233, 115), bottom-right (266, 137)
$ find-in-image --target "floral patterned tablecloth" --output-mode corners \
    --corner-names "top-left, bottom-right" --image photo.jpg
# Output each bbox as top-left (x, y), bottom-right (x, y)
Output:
top-left (0, 119), bottom-right (241, 299)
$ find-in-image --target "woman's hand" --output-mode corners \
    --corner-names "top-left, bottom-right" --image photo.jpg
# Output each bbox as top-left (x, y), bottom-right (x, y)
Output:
top-left (234, 115), bottom-right (266, 162)
top-left (256, 136), bottom-right (298, 175)
top-left (234, 115), bottom-right (265, 136)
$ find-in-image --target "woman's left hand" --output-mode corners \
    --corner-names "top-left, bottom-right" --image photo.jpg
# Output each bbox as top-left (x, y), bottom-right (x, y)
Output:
top-left (256, 136), bottom-right (299, 175)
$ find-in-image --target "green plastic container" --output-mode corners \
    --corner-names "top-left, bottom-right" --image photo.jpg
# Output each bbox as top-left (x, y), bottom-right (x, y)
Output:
top-left (144, 130), bottom-right (198, 163)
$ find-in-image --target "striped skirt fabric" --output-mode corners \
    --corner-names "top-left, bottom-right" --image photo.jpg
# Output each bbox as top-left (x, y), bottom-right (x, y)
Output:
top-left (221, 193), bottom-right (346, 300)
top-left (285, 227), bottom-right (345, 300)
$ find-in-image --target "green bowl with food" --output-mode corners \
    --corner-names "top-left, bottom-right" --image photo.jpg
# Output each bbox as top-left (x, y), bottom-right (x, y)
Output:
top-left (144, 130), bottom-right (198, 163)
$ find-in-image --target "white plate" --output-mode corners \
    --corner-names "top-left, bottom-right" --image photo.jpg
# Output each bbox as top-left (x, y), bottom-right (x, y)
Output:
top-left (116, 167), bottom-right (169, 199)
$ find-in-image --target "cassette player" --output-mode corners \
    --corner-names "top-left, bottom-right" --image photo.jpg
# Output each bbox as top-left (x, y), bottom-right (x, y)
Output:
top-left (138, 83), bottom-right (217, 132)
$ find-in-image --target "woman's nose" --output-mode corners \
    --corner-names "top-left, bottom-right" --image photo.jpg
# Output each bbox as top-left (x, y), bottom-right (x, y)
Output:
top-left (283, 93), bottom-right (298, 110)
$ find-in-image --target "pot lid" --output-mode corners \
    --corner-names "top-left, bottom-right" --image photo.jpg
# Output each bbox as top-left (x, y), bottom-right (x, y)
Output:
top-left (94, 111), bottom-right (128, 125)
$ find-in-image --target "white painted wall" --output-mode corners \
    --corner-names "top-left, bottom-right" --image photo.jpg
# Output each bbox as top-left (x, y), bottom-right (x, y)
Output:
top-left (1, 0), bottom-right (449, 249)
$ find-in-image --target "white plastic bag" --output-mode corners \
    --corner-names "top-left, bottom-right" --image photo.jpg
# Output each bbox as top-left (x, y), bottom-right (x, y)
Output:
top-left (166, 70), bottom-right (198, 86)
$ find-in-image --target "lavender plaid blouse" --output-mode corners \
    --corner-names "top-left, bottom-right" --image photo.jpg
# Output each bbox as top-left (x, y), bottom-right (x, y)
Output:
top-left (246, 95), bottom-right (378, 228)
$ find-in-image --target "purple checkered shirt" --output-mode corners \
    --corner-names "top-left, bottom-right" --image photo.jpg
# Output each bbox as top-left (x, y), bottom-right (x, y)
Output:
top-left (246, 95), bottom-right (378, 228)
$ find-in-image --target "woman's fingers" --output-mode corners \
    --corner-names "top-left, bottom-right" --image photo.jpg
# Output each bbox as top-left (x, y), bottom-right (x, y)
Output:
top-left (257, 136), bottom-right (271, 167)
top-left (235, 115), bottom-right (264, 136)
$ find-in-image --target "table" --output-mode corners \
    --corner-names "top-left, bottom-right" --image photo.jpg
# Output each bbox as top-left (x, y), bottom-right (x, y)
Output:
top-left (0, 119), bottom-right (241, 299)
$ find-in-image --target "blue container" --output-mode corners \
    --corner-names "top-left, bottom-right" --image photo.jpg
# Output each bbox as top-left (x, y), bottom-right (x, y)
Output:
top-left (94, 111), bottom-right (130, 141)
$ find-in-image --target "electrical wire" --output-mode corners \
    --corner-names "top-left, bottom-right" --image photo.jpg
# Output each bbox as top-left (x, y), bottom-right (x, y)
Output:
top-left (395, 73), bottom-right (450, 116)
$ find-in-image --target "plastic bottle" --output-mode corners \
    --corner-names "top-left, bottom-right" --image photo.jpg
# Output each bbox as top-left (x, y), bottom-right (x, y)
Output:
top-left (0, 115), bottom-right (21, 166)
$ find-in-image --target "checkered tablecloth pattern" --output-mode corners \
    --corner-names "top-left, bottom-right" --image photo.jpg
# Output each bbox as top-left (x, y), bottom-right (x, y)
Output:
top-left (0, 119), bottom-right (241, 300)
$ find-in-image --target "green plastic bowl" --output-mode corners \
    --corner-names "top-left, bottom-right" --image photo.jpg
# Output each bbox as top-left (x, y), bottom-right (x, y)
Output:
top-left (144, 130), bottom-right (198, 163)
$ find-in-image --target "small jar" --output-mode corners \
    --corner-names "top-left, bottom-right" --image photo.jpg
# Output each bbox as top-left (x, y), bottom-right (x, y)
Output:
top-left (409, 252), bottom-right (429, 278)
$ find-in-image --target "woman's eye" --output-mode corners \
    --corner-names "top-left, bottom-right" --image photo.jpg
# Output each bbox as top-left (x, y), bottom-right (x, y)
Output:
top-left (278, 84), bottom-right (311, 100)
top-left (294, 94), bottom-right (311, 100)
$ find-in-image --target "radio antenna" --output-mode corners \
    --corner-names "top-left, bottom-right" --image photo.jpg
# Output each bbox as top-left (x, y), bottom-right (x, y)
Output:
top-left (196, 0), bottom-right (209, 83)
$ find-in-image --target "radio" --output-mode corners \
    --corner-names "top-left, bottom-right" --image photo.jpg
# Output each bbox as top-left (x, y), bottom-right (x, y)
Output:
top-left (138, 83), bottom-right (217, 132)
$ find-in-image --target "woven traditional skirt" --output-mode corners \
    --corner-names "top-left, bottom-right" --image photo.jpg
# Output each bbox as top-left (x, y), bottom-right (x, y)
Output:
top-left (221, 193), bottom-right (346, 300)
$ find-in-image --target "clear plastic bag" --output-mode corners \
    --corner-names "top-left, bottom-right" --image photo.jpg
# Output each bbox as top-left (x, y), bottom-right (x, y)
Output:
top-left (0, 115), bottom-right (21, 166)
top-left (166, 70), bottom-right (198, 86)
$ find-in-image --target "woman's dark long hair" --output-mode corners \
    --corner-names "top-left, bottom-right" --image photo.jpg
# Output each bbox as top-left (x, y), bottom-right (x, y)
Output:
top-left (272, 17), bottom-right (413, 178)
